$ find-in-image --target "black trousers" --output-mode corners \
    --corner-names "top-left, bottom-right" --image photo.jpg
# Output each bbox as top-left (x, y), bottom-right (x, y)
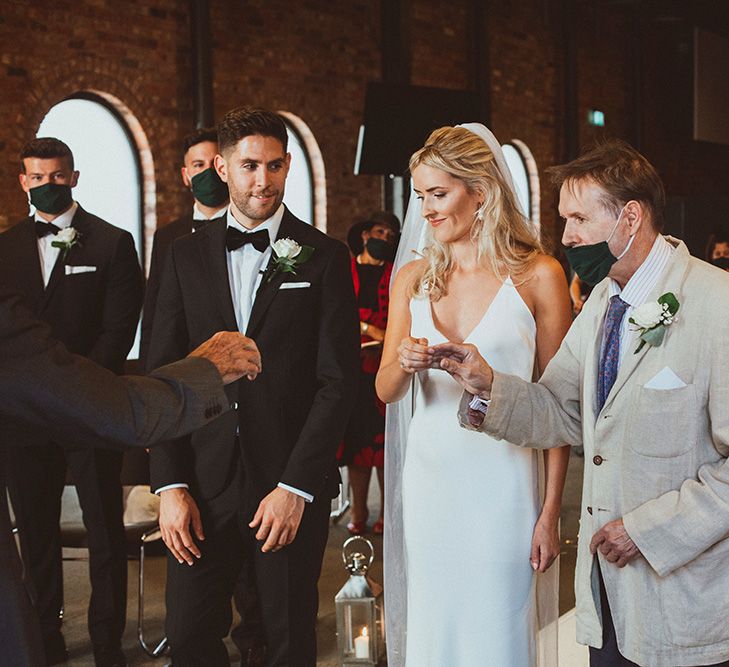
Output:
top-left (165, 482), bottom-right (331, 667)
top-left (7, 442), bottom-right (126, 650)
top-left (590, 564), bottom-right (729, 667)
top-left (0, 448), bottom-right (45, 667)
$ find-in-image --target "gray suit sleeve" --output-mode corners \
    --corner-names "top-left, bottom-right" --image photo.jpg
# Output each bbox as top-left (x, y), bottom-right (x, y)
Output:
top-left (0, 289), bottom-right (228, 450)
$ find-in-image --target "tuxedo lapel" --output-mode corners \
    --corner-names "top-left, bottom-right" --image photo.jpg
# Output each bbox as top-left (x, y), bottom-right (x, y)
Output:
top-left (197, 220), bottom-right (238, 331)
top-left (40, 206), bottom-right (88, 310)
top-left (246, 212), bottom-right (297, 337)
top-left (600, 239), bottom-right (691, 413)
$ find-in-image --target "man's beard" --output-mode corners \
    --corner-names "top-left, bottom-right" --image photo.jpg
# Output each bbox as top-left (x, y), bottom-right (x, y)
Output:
top-left (231, 188), bottom-right (285, 223)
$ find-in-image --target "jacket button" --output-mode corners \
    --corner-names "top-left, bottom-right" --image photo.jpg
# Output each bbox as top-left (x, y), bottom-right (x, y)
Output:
top-left (587, 506), bottom-right (593, 515)
top-left (593, 455), bottom-right (604, 466)
top-left (231, 402), bottom-right (239, 410)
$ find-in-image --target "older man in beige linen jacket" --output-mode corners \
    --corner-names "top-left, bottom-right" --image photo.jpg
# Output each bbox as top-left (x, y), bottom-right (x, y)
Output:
top-left (434, 142), bottom-right (729, 667)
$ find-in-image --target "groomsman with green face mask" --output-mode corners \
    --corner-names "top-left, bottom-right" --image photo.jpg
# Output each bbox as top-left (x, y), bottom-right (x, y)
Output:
top-left (139, 127), bottom-right (229, 366)
top-left (0, 137), bottom-right (144, 667)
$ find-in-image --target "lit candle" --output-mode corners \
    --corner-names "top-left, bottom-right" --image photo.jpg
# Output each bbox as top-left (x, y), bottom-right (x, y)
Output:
top-left (354, 627), bottom-right (369, 659)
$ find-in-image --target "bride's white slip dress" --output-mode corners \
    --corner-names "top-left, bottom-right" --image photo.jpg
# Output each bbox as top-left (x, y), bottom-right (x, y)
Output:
top-left (402, 278), bottom-right (553, 667)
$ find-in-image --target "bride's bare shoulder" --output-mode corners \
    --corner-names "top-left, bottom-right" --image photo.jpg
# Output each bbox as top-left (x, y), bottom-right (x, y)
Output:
top-left (521, 253), bottom-right (570, 302)
top-left (391, 258), bottom-right (426, 292)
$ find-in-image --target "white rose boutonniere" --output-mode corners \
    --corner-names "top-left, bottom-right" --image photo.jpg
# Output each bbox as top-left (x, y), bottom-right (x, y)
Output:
top-left (628, 292), bottom-right (679, 354)
top-left (266, 238), bottom-right (314, 283)
top-left (51, 227), bottom-right (81, 261)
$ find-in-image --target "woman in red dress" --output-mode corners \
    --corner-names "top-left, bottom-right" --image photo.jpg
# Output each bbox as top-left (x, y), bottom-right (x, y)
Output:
top-left (339, 213), bottom-right (399, 534)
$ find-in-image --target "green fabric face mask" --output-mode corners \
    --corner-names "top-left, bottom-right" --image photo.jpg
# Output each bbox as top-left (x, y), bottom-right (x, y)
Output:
top-left (29, 183), bottom-right (73, 215)
top-left (564, 206), bottom-right (634, 287)
top-left (190, 167), bottom-right (229, 208)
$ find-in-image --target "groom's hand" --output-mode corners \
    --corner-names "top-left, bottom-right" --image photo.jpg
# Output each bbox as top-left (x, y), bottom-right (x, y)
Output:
top-left (431, 342), bottom-right (494, 397)
top-left (159, 487), bottom-right (205, 565)
top-left (590, 518), bottom-right (642, 567)
top-left (188, 331), bottom-right (262, 384)
top-left (249, 487), bottom-right (305, 553)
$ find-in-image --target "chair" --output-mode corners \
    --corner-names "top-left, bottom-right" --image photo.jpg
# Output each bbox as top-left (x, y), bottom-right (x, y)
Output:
top-left (330, 466), bottom-right (350, 521)
top-left (60, 448), bottom-right (168, 658)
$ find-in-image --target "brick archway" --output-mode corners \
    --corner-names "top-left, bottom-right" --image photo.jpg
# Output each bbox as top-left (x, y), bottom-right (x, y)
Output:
top-left (21, 66), bottom-right (158, 268)
top-left (279, 110), bottom-right (327, 232)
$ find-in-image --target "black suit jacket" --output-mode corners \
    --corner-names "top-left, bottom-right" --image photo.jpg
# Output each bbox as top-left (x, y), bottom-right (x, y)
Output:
top-left (0, 287), bottom-right (230, 665)
top-left (147, 208), bottom-right (359, 510)
top-left (140, 215), bottom-right (194, 366)
top-left (0, 206), bottom-right (143, 373)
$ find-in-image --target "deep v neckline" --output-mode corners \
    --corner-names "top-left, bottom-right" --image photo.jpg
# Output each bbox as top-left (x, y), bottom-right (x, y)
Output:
top-left (427, 280), bottom-right (509, 344)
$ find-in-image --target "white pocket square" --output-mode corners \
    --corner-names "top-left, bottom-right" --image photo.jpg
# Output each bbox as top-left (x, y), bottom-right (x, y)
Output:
top-left (65, 265), bottom-right (97, 275)
top-left (644, 366), bottom-right (687, 390)
top-left (279, 281), bottom-right (310, 289)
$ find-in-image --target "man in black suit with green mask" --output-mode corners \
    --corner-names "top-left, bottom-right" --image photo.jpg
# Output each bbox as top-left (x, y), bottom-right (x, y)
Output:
top-left (140, 127), bottom-right (230, 365)
top-left (0, 137), bottom-right (143, 667)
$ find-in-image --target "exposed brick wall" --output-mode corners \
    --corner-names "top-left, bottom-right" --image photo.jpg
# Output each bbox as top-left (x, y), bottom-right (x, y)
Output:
top-left (1, 0), bottom-right (727, 258)
top-left (0, 0), bottom-right (192, 245)
top-left (208, 0), bottom-right (383, 243)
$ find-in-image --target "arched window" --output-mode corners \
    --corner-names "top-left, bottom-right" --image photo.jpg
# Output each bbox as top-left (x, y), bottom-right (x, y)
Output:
top-left (501, 140), bottom-right (540, 234)
top-left (279, 111), bottom-right (327, 231)
top-left (37, 94), bottom-right (145, 256)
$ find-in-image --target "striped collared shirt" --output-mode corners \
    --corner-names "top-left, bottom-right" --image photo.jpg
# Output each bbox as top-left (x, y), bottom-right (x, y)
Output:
top-left (606, 234), bottom-right (674, 367)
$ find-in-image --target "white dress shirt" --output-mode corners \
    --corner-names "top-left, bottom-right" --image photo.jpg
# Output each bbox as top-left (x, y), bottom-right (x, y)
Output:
top-left (192, 202), bottom-right (227, 222)
top-left (157, 204), bottom-right (313, 502)
top-left (226, 205), bottom-right (283, 334)
top-left (604, 234), bottom-right (674, 367)
top-left (36, 202), bottom-right (78, 287)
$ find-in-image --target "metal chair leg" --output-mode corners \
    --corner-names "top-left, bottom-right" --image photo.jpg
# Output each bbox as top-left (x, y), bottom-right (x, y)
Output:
top-left (137, 527), bottom-right (168, 658)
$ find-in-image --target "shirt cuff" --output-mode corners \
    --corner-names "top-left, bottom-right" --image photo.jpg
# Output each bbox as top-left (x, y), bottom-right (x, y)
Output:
top-left (468, 394), bottom-right (491, 413)
top-left (277, 482), bottom-right (314, 503)
top-left (155, 483), bottom-right (189, 495)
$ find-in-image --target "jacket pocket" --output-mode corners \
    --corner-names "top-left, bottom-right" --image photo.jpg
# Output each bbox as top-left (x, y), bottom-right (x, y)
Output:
top-left (627, 384), bottom-right (697, 458)
top-left (665, 538), bottom-right (729, 647)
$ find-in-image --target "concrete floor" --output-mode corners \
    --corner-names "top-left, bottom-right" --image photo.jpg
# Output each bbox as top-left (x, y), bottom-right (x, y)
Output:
top-left (53, 450), bottom-right (584, 665)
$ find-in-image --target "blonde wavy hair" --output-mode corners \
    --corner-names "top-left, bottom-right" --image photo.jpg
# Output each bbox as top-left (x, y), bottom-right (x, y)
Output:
top-left (408, 126), bottom-right (542, 300)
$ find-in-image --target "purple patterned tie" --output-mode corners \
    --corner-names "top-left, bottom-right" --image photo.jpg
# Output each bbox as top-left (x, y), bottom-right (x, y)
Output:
top-left (597, 295), bottom-right (630, 411)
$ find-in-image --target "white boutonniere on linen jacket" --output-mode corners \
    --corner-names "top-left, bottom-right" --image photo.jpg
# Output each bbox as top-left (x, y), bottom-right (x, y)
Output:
top-left (628, 292), bottom-right (679, 353)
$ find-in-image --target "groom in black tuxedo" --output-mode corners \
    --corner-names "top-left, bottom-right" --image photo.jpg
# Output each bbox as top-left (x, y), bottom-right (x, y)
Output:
top-left (147, 107), bottom-right (359, 666)
top-left (0, 138), bottom-right (143, 667)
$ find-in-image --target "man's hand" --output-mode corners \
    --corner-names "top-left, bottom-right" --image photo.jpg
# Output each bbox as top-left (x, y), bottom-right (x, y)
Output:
top-left (249, 487), bottom-right (305, 553)
top-left (431, 342), bottom-right (494, 397)
top-left (188, 331), bottom-right (262, 384)
top-left (159, 487), bottom-right (204, 565)
top-left (590, 518), bottom-right (642, 568)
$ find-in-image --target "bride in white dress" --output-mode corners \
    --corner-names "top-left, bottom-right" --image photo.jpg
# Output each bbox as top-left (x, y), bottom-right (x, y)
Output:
top-left (376, 124), bottom-right (572, 667)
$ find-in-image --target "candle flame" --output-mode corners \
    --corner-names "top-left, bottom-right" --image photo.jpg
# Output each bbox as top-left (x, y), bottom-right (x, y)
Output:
top-left (361, 627), bottom-right (368, 638)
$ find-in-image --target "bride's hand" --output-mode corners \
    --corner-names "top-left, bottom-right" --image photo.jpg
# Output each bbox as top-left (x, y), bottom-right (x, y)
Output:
top-left (530, 513), bottom-right (560, 573)
top-left (397, 336), bottom-right (433, 373)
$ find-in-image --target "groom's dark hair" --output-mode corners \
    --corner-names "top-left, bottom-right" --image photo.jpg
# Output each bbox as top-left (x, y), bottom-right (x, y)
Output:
top-left (217, 107), bottom-right (288, 155)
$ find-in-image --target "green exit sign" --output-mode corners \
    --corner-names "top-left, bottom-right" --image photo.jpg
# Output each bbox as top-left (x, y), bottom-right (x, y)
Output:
top-left (587, 109), bottom-right (605, 127)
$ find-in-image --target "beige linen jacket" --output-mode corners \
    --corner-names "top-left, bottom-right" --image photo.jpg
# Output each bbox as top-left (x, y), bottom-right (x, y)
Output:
top-left (463, 239), bottom-right (729, 667)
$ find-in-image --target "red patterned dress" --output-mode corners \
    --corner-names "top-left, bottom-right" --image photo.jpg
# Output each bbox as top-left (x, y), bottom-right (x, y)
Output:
top-left (337, 257), bottom-right (393, 468)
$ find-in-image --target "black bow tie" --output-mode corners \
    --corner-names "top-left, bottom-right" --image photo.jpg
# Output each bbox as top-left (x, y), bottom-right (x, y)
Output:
top-left (35, 221), bottom-right (61, 238)
top-left (225, 227), bottom-right (270, 253)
